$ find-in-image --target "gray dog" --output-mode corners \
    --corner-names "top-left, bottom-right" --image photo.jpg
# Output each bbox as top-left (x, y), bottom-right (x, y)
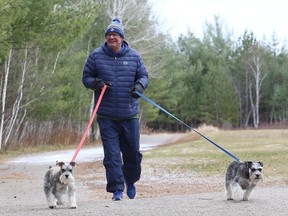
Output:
top-left (44, 161), bottom-right (77, 209)
top-left (225, 160), bottom-right (263, 201)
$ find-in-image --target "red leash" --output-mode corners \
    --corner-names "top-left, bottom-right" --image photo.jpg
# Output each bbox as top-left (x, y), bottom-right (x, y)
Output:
top-left (71, 85), bottom-right (107, 162)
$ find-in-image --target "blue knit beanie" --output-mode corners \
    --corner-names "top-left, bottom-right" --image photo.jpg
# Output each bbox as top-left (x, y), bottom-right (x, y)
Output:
top-left (105, 18), bottom-right (125, 39)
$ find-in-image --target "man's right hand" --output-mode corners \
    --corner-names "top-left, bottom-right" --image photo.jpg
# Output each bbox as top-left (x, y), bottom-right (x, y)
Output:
top-left (93, 78), bottom-right (112, 93)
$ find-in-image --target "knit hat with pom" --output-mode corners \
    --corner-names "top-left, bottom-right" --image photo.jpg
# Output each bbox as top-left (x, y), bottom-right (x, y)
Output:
top-left (105, 18), bottom-right (125, 39)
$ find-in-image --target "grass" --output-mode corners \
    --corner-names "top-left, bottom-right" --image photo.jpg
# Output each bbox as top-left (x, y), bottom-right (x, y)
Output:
top-left (1, 128), bottom-right (288, 180)
top-left (143, 128), bottom-right (288, 179)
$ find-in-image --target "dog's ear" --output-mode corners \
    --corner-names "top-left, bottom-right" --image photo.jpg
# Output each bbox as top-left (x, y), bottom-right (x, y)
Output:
top-left (257, 161), bottom-right (263, 167)
top-left (56, 161), bottom-right (65, 168)
top-left (70, 161), bottom-right (78, 167)
top-left (241, 161), bottom-right (252, 177)
top-left (244, 161), bottom-right (253, 168)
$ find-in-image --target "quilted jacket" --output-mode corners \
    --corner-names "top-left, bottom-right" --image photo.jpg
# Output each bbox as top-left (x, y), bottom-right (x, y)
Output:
top-left (82, 41), bottom-right (148, 119)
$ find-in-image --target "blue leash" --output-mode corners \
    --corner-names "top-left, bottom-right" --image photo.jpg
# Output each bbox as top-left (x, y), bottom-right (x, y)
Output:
top-left (136, 91), bottom-right (240, 162)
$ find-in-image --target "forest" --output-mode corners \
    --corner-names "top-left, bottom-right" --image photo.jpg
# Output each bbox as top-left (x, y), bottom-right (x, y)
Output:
top-left (1, 0), bottom-right (288, 150)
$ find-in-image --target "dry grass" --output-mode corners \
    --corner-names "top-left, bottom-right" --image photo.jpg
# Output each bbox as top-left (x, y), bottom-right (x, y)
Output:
top-left (143, 128), bottom-right (288, 180)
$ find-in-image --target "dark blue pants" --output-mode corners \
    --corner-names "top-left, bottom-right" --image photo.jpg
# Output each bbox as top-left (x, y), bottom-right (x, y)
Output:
top-left (97, 117), bottom-right (142, 193)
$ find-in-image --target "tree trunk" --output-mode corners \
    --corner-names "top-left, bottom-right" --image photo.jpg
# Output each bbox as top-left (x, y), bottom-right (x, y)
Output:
top-left (4, 47), bottom-right (28, 146)
top-left (0, 49), bottom-right (13, 149)
top-left (249, 53), bottom-right (266, 129)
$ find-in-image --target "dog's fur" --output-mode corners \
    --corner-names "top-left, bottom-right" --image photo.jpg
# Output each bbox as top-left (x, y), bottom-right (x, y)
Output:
top-left (225, 161), bottom-right (263, 201)
top-left (43, 161), bottom-right (77, 209)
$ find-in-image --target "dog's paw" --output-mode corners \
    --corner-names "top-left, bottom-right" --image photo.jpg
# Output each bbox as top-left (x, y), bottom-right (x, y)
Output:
top-left (49, 205), bottom-right (56, 209)
top-left (56, 200), bottom-right (63, 205)
top-left (71, 205), bottom-right (77, 209)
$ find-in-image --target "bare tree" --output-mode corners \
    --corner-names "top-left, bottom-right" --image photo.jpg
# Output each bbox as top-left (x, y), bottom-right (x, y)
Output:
top-left (0, 49), bottom-right (13, 149)
top-left (4, 47), bottom-right (29, 146)
top-left (248, 45), bottom-right (268, 128)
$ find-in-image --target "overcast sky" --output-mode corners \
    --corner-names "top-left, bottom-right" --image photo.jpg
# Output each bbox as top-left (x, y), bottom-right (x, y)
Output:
top-left (148, 0), bottom-right (287, 44)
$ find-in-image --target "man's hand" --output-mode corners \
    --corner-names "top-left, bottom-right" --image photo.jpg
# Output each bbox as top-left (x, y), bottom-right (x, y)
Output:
top-left (94, 78), bottom-right (112, 93)
top-left (129, 82), bottom-right (144, 98)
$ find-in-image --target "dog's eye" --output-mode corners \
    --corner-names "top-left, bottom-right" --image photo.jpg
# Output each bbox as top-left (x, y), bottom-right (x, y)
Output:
top-left (251, 168), bottom-right (256, 172)
top-left (61, 169), bottom-right (66, 172)
top-left (258, 168), bottom-right (262, 172)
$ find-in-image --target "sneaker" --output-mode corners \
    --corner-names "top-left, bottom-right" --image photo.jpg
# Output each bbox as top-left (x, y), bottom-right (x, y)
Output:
top-left (126, 184), bottom-right (136, 199)
top-left (112, 190), bottom-right (123, 201)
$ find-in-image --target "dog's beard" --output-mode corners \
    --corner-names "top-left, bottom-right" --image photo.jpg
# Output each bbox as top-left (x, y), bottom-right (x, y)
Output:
top-left (59, 173), bottom-right (75, 185)
top-left (250, 172), bottom-right (263, 183)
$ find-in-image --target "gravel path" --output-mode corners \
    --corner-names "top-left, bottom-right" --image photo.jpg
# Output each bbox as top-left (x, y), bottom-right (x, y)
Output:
top-left (1, 133), bottom-right (287, 216)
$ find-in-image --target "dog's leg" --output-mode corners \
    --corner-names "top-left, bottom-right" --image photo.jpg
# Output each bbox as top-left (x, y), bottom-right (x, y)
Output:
top-left (44, 173), bottom-right (57, 208)
top-left (243, 185), bottom-right (255, 201)
top-left (45, 189), bottom-right (57, 208)
top-left (52, 182), bottom-right (65, 206)
top-left (54, 190), bottom-right (64, 205)
top-left (226, 181), bottom-right (233, 200)
top-left (68, 184), bottom-right (77, 209)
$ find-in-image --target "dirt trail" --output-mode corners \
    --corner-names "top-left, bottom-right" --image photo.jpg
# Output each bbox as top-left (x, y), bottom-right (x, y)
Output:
top-left (1, 133), bottom-right (287, 216)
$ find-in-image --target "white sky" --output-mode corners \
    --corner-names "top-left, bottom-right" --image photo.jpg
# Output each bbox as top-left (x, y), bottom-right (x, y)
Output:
top-left (148, 0), bottom-right (288, 44)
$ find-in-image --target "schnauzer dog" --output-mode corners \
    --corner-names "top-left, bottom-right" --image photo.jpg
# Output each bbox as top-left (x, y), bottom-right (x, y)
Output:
top-left (44, 161), bottom-right (77, 209)
top-left (225, 160), bottom-right (263, 201)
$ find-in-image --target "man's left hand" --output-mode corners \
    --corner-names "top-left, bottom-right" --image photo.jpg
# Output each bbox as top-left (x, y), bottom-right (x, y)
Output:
top-left (129, 82), bottom-right (144, 98)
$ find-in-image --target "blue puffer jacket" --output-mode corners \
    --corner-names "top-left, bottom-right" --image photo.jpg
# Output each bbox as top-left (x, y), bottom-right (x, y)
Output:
top-left (82, 41), bottom-right (148, 119)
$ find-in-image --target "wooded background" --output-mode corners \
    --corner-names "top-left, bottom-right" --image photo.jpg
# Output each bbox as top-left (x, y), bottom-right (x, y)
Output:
top-left (1, 0), bottom-right (288, 150)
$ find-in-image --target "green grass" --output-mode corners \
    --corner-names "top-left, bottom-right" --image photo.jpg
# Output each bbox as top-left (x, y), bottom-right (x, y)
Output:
top-left (143, 129), bottom-right (288, 178)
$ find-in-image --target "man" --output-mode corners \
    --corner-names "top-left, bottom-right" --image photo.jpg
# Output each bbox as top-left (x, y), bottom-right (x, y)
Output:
top-left (82, 18), bottom-right (148, 201)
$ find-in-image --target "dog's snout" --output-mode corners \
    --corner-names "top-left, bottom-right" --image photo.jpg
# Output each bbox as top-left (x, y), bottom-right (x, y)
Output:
top-left (65, 174), bottom-right (69, 178)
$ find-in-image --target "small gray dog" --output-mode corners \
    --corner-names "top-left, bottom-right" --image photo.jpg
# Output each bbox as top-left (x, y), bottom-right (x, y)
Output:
top-left (44, 161), bottom-right (77, 209)
top-left (225, 160), bottom-right (263, 201)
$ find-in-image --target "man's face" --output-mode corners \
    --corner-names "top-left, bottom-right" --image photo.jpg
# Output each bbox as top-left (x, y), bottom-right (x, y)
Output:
top-left (106, 33), bottom-right (123, 52)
